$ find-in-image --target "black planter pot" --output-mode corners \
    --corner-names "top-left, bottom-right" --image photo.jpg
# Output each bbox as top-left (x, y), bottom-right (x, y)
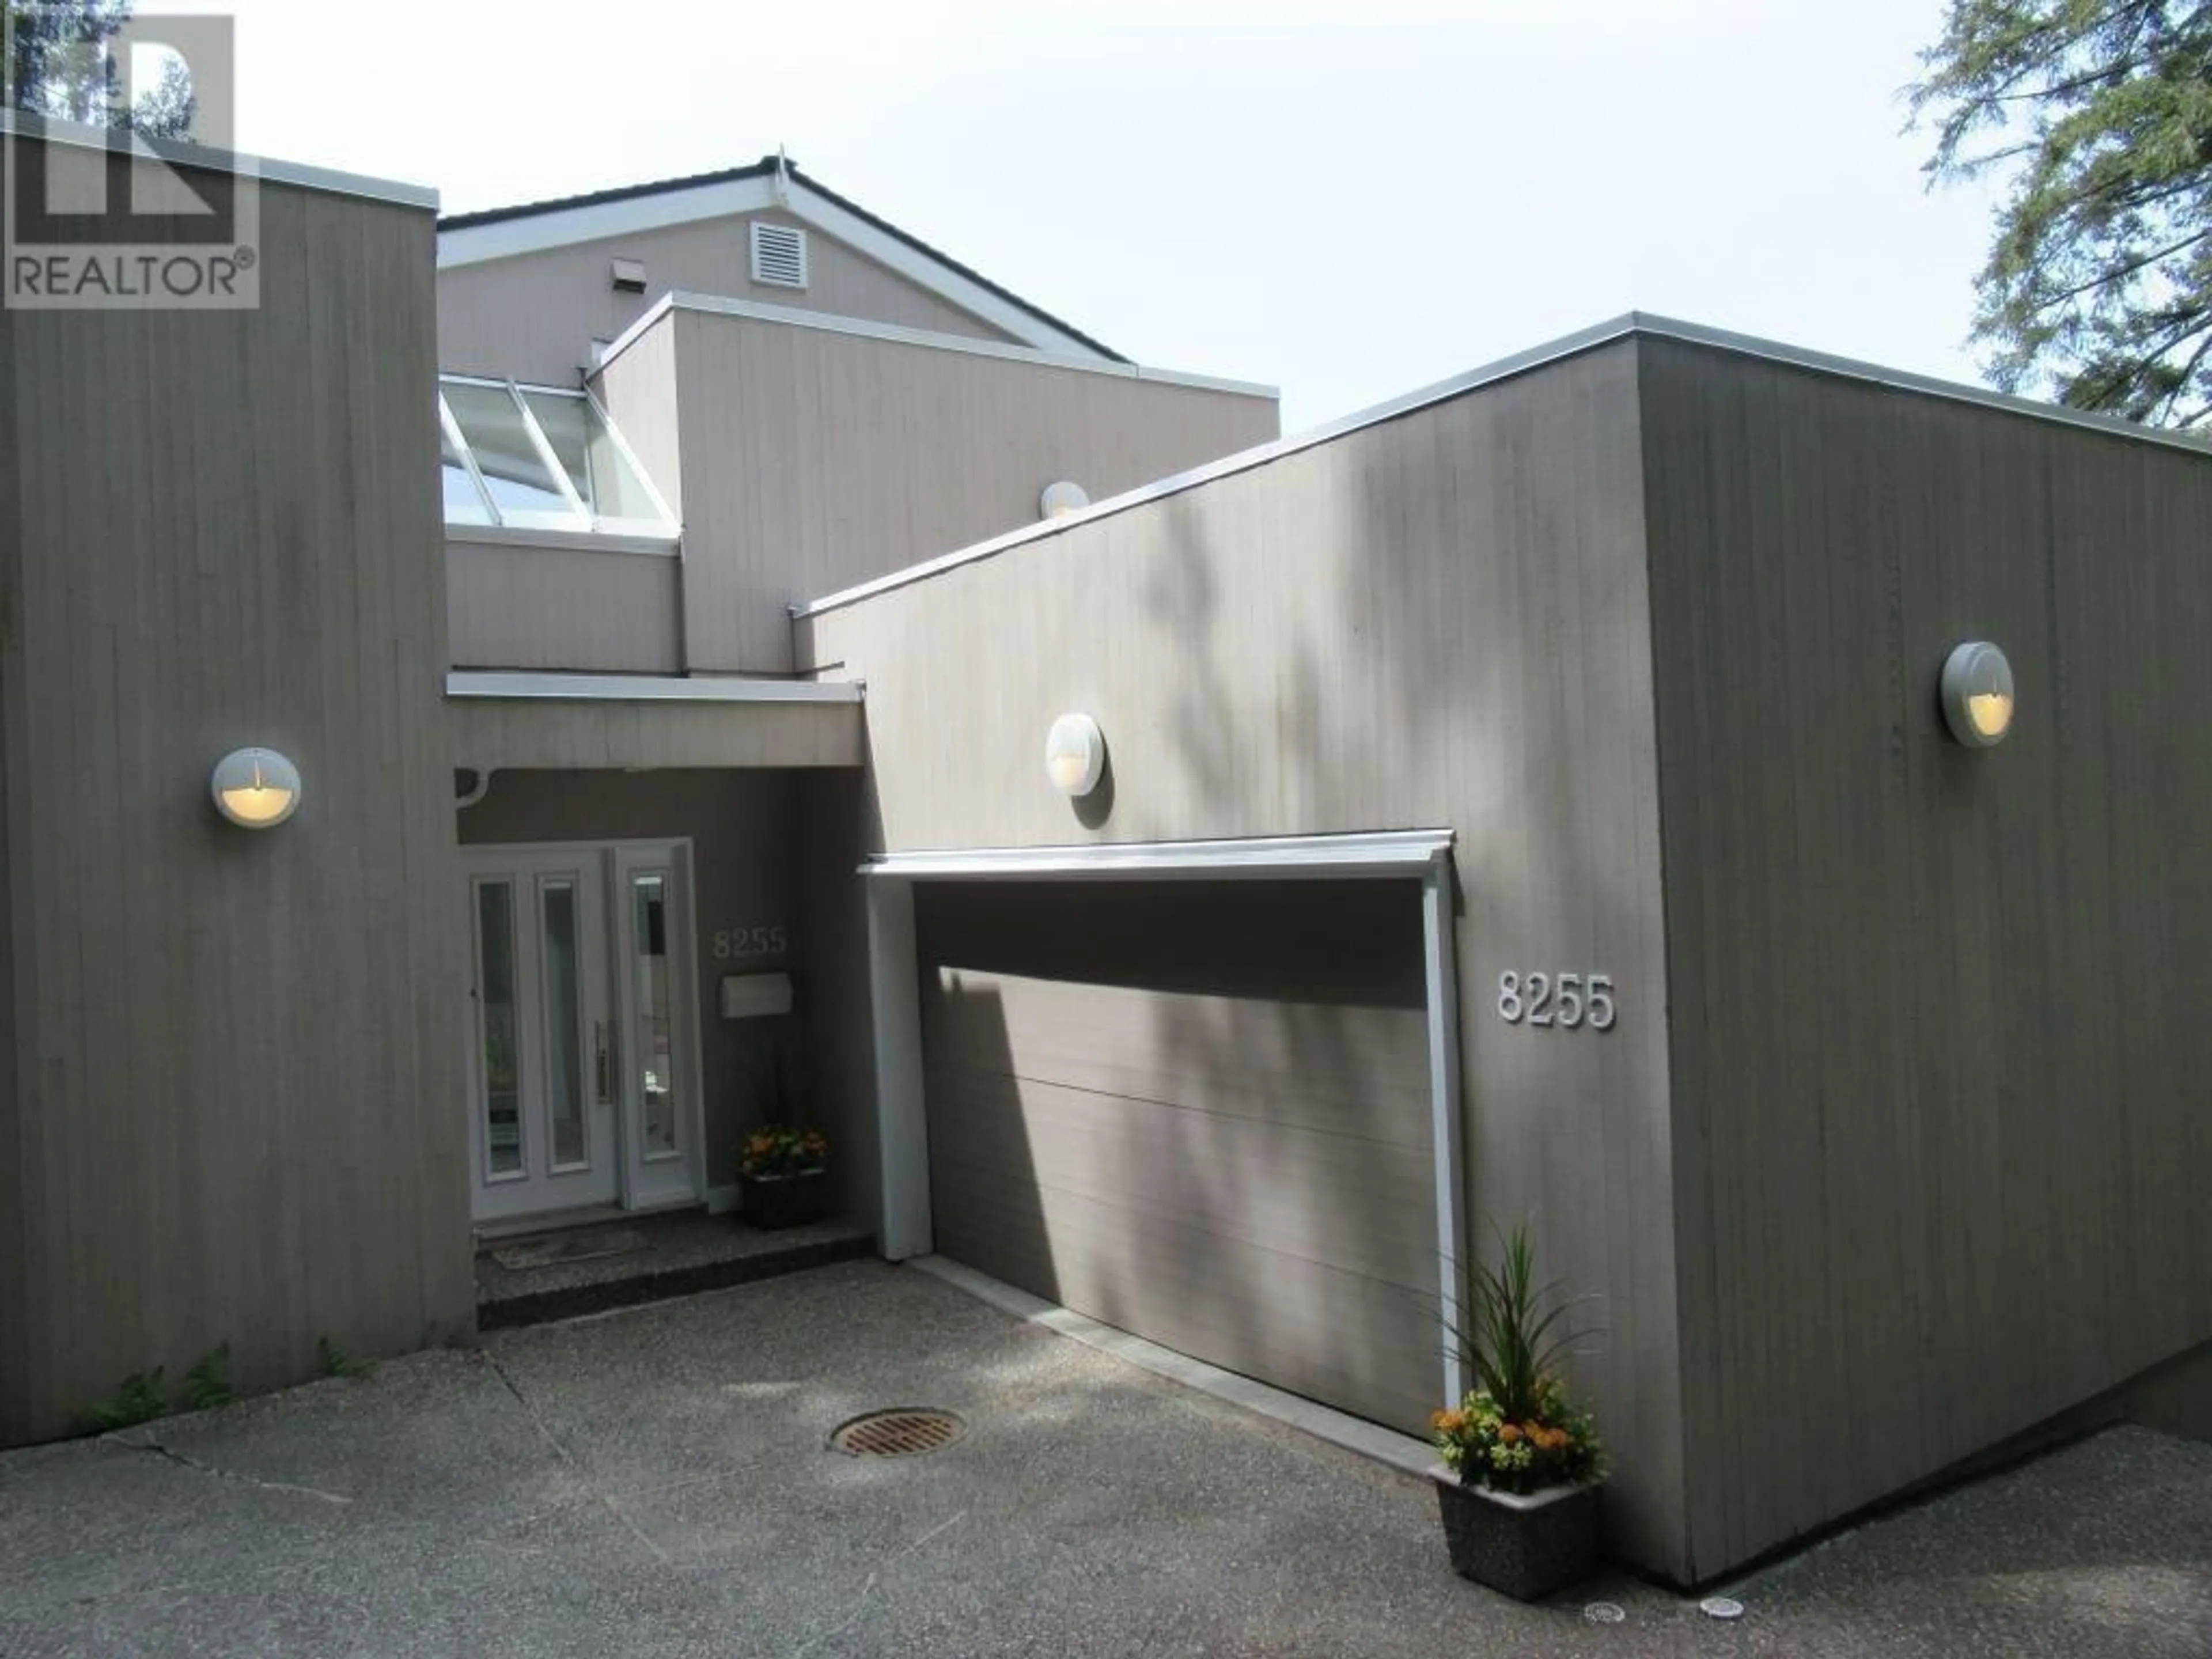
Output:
top-left (1432, 1469), bottom-right (1601, 1601)
top-left (737, 1169), bottom-right (831, 1230)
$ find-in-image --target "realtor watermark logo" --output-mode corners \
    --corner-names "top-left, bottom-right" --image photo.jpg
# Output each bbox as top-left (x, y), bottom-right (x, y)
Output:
top-left (2, 10), bottom-right (256, 309)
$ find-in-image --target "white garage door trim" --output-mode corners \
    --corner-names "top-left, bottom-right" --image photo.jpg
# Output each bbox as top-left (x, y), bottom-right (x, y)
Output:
top-left (859, 829), bottom-right (1467, 1408)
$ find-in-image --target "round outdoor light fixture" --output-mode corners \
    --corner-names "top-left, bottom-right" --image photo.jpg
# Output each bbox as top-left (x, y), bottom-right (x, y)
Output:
top-left (1039, 480), bottom-right (1090, 520)
top-left (1940, 641), bottom-right (2016, 748)
top-left (1044, 713), bottom-right (1105, 797)
top-left (210, 747), bottom-right (303, 828)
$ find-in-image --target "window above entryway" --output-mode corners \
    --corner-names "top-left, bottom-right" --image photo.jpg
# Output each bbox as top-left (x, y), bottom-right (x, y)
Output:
top-left (439, 375), bottom-right (676, 541)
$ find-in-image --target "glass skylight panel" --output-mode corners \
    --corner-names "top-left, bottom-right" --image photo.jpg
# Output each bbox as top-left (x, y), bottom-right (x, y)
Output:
top-left (441, 426), bottom-right (493, 524)
top-left (440, 381), bottom-right (581, 528)
top-left (519, 390), bottom-right (666, 528)
top-left (439, 376), bottom-right (675, 540)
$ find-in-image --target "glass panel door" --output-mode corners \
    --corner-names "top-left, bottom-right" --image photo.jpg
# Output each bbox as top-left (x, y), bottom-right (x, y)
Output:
top-left (473, 880), bottom-right (524, 1180)
top-left (464, 850), bottom-right (618, 1222)
top-left (631, 873), bottom-right (680, 1160)
top-left (540, 878), bottom-right (589, 1172)
top-left (614, 845), bottom-right (701, 1210)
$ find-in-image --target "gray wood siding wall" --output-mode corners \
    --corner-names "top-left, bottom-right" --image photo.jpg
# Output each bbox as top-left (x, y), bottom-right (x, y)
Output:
top-left (593, 313), bottom-right (684, 521)
top-left (800, 344), bottom-right (1693, 1577)
top-left (437, 210), bottom-right (1016, 383)
top-left (448, 541), bottom-right (682, 672)
top-left (794, 770), bottom-right (876, 1225)
top-left (0, 286), bottom-right (21, 1430)
top-left (459, 770), bottom-right (801, 1192)
top-left (446, 546), bottom-right (681, 677)
top-left (668, 308), bottom-right (1281, 673)
top-left (1639, 339), bottom-right (2212, 1578)
top-left (917, 880), bottom-right (1441, 1434)
top-left (448, 699), bottom-right (862, 772)
top-left (0, 161), bottom-right (469, 1444)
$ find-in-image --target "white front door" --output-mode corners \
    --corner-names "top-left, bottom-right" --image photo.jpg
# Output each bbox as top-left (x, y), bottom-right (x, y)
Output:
top-left (465, 842), bottom-right (703, 1224)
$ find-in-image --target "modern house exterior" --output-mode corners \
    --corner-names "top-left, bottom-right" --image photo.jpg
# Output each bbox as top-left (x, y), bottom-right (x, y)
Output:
top-left (2, 115), bottom-right (2207, 1588)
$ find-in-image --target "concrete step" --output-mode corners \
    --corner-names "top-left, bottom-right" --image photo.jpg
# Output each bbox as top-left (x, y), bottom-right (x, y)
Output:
top-left (475, 1210), bottom-right (873, 1330)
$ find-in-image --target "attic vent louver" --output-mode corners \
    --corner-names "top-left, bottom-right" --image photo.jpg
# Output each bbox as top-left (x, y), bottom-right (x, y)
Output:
top-left (750, 222), bottom-right (809, 289)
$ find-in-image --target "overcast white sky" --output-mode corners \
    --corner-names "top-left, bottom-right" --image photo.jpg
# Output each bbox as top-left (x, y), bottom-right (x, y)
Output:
top-left (215, 0), bottom-right (2004, 430)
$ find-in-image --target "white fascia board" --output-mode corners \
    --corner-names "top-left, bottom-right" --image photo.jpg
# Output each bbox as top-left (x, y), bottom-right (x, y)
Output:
top-left (445, 523), bottom-right (679, 559)
top-left (437, 177), bottom-right (779, 268)
top-left (592, 289), bottom-right (1276, 402)
top-left (775, 185), bottom-right (1106, 360)
top-left (0, 109), bottom-right (436, 210)
top-left (858, 830), bottom-right (1454, 882)
top-left (446, 671), bottom-right (863, 705)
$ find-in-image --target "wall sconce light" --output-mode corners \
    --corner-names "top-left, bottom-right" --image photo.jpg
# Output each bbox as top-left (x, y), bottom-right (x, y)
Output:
top-left (1044, 713), bottom-right (1105, 797)
top-left (1039, 480), bottom-right (1090, 520)
top-left (211, 747), bottom-right (303, 827)
top-left (1940, 642), bottom-right (2015, 748)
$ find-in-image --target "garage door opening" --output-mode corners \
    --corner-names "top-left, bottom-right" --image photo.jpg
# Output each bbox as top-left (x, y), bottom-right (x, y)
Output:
top-left (863, 832), bottom-right (1464, 1436)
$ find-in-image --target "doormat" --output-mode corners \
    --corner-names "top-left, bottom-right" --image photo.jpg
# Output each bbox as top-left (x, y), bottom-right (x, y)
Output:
top-left (490, 1229), bottom-right (651, 1272)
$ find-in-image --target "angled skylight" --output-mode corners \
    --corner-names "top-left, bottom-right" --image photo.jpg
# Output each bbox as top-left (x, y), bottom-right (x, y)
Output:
top-left (438, 375), bottom-right (676, 539)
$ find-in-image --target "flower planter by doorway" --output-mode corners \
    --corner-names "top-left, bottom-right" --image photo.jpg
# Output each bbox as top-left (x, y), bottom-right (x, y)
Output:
top-left (737, 1170), bottom-right (830, 1230)
top-left (1431, 1470), bottom-right (1601, 1601)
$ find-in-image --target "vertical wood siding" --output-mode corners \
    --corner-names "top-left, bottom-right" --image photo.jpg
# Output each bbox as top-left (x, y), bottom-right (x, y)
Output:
top-left (437, 211), bottom-right (1019, 384)
top-left (592, 313), bottom-right (684, 524)
top-left (671, 309), bottom-right (1281, 673)
top-left (446, 542), bottom-right (682, 673)
top-left (800, 344), bottom-right (1692, 1575)
top-left (0, 162), bottom-right (468, 1443)
top-left (447, 699), bottom-right (862, 772)
top-left (1639, 339), bottom-right (2212, 1577)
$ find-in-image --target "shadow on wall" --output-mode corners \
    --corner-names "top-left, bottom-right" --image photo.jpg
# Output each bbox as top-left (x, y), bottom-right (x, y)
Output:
top-left (1113, 380), bottom-right (1664, 1464)
top-left (914, 878), bottom-right (1440, 1435)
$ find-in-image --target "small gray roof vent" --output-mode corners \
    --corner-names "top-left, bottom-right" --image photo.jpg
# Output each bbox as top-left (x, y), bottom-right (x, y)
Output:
top-left (750, 221), bottom-right (809, 289)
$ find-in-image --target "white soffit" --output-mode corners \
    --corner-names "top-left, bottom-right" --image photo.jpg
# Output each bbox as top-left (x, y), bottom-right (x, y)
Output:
top-left (437, 171), bottom-right (1111, 361)
top-left (859, 830), bottom-right (1455, 881)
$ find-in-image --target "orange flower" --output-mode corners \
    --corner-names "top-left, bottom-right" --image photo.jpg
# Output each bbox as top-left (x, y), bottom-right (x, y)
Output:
top-left (1431, 1408), bottom-right (1467, 1434)
top-left (1497, 1423), bottom-right (1522, 1445)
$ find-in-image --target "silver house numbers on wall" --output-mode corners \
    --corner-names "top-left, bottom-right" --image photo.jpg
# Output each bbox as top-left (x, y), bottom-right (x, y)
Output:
top-left (713, 925), bottom-right (789, 960)
top-left (1498, 972), bottom-right (1616, 1031)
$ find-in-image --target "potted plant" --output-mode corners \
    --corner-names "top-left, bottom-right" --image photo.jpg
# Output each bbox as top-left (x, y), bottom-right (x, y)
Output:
top-left (737, 1124), bottom-right (831, 1229)
top-left (1430, 1224), bottom-right (1606, 1600)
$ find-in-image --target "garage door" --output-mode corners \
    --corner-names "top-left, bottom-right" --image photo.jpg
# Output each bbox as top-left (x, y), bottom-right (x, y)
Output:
top-left (917, 878), bottom-right (1441, 1435)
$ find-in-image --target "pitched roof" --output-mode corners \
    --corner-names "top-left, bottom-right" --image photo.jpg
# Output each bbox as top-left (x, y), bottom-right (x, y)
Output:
top-left (438, 156), bottom-right (1126, 363)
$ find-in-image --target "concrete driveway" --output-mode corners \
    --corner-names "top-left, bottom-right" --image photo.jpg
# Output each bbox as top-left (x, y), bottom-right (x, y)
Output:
top-left (1, 1260), bottom-right (2207, 1657)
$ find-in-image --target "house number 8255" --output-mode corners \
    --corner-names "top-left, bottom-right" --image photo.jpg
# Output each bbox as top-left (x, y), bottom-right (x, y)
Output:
top-left (1498, 972), bottom-right (1616, 1031)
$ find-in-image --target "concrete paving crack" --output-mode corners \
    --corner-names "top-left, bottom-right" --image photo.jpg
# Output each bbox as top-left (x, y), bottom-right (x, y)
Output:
top-left (790, 1509), bottom-right (968, 1658)
top-left (478, 1349), bottom-right (671, 1566)
top-left (107, 1432), bottom-right (354, 1506)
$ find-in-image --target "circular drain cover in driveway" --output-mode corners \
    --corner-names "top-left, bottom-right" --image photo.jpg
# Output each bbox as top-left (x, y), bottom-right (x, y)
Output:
top-left (828, 1408), bottom-right (967, 1457)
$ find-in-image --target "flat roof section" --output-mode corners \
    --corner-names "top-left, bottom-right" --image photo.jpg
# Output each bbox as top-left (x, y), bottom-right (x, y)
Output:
top-left (791, 310), bottom-right (2212, 621)
top-left (0, 110), bottom-right (437, 210)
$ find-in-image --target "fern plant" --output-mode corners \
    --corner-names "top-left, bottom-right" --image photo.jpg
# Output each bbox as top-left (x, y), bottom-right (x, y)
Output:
top-left (178, 1343), bottom-right (234, 1411)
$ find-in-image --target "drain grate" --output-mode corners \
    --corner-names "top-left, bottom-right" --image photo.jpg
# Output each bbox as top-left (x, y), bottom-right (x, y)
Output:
top-left (828, 1407), bottom-right (967, 1458)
